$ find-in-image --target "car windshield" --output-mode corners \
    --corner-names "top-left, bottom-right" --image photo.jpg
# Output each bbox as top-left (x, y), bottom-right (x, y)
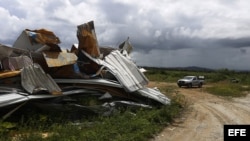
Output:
top-left (183, 76), bottom-right (193, 80)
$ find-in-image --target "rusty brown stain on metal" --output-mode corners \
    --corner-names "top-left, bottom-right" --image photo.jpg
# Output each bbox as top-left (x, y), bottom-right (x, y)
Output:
top-left (0, 71), bottom-right (21, 79)
top-left (25, 29), bottom-right (60, 44)
top-left (43, 52), bottom-right (77, 67)
top-left (77, 21), bottom-right (100, 58)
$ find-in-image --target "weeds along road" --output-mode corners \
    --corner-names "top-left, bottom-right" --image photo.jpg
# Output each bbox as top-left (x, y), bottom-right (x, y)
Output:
top-left (150, 82), bottom-right (250, 141)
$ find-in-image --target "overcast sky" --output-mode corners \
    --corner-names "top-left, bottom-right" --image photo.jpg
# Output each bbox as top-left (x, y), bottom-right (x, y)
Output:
top-left (1, 0), bottom-right (250, 70)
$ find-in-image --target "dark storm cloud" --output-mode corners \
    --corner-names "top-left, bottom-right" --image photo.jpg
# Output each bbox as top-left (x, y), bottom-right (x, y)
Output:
top-left (132, 47), bottom-right (250, 70)
top-left (240, 49), bottom-right (247, 54)
top-left (1, 0), bottom-right (250, 70)
top-left (130, 32), bottom-right (250, 53)
top-left (215, 37), bottom-right (250, 48)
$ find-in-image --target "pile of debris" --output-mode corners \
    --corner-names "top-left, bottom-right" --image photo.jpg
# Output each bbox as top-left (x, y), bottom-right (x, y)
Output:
top-left (0, 21), bottom-right (170, 119)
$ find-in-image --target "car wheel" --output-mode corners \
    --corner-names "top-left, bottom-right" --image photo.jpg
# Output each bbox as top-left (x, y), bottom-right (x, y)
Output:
top-left (198, 83), bottom-right (202, 88)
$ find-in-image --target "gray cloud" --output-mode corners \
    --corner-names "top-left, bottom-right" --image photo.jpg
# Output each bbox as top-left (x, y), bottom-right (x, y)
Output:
top-left (1, 0), bottom-right (250, 70)
top-left (132, 47), bottom-right (250, 70)
top-left (240, 48), bottom-right (247, 54)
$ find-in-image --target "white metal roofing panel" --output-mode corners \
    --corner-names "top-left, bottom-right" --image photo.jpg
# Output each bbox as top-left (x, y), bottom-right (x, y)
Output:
top-left (81, 50), bottom-right (148, 92)
top-left (137, 87), bottom-right (171, 105)
top-left (0, 94), bottom-right (28, 107)
top-left (54, 78), bottom-right (122, 88)
top-left (104, 50), bottom-right (148, 92)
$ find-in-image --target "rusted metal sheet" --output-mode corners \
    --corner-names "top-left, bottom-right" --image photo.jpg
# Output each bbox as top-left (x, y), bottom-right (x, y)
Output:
top-left (0, 71), bottom-right (21, 79)
top-left (0, 21), bottom-right (171, 120)
top-left (25, 29), bottom-right (60, 44)
top-left (42, 52), bottom-right (77, 67)
top-left (13, 29), bottom-right (61, 52)
top-left (21, 63), bottom-right (62, 94)
top-left (48, 64), bottom-right (76, 78)
top-left (77, 21), bottom-right (100, 58)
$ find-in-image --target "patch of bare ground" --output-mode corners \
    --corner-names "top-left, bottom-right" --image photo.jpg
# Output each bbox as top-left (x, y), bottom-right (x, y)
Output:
top-left (149, 82), bottom-right (250, 141)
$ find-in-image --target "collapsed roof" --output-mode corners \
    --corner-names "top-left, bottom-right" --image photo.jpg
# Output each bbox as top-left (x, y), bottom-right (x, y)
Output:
top-left (0, 21), bottom-right (170, 120)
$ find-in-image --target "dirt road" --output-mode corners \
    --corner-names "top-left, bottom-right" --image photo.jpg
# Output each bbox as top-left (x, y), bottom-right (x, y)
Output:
top-left (150, 82), bottom-right (250, 141)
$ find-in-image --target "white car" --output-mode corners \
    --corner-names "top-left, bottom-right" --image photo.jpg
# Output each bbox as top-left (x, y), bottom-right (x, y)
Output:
top-left (177, 76), bottom-right (204, 88)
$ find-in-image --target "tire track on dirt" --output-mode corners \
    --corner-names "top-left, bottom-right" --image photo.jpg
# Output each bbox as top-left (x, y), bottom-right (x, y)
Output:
top-left (151, 82), bottom-right (250, 141)
top-left (200, 103), bottom-right (234, 124)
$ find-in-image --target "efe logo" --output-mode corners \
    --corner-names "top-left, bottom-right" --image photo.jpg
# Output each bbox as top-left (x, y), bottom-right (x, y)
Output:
top-left (228, 129), bottom-right (246, 136)
top-left (224, 125), bottom-right (250, 141)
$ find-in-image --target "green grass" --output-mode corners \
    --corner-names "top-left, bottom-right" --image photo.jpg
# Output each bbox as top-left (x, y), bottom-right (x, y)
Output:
top-left (0, 101), bottom-right (183, 141)
top-left (0, 86), bottom-right (184, 141)
top-left (2, 68), bottom-right (250, 140)
top-left (144, 68), bottom-right (250, 85)
top-left (205, 83), bottom-right (250, 97)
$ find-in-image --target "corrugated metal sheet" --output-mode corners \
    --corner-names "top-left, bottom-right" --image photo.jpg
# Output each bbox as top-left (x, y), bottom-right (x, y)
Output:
top-left (136, 87), bottom-right (171, 105)
top-left (0, 87), bottom-right (103, 108)
top-left (43, 52), bottom-right (77, 67)
top-left (0, 94), bottom-right (28, 107)
top-left (21, 63), bottom-right (62, 94)
top-left (0, 21), bottom-right (172, 116)
top-left (104, 50), bottom-right (148, 92)
top-left (54, 78), bottom-right (122, 88)
top-left (81, 50), bottom-right (148, 92)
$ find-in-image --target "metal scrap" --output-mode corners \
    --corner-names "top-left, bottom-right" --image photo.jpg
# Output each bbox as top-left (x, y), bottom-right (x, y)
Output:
top-left (80, 50), bottom-right (149, 92)
top-left (77, 21), bottom-right (100, 58)
top-left (1, 55), bottom-right (33, 71)
top-left (0, 20), bottom-right (170, 120)
top-left (42, 51), bottom-right (77, 67)
top-left (13, 29), bottom-right (60, 52)
top-left (21, 63), bottom-right (62, 94)
top-left (0, 44), bottom-right (13, 60)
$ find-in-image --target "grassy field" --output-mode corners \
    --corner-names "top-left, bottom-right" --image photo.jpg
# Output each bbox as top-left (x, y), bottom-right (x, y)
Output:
top-left (1, 68), bottom-right (249, 140)
top-left (145, 68), bottom-right (250, 84)
top-left (145, 68), bottom-right (250, 97)
top-left (0, 95), bottom-right (183, 141)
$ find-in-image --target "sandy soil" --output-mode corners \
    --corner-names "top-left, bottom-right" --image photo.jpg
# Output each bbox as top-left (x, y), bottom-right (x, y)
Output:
top-left (150, 82), bottom-right (250, 141)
